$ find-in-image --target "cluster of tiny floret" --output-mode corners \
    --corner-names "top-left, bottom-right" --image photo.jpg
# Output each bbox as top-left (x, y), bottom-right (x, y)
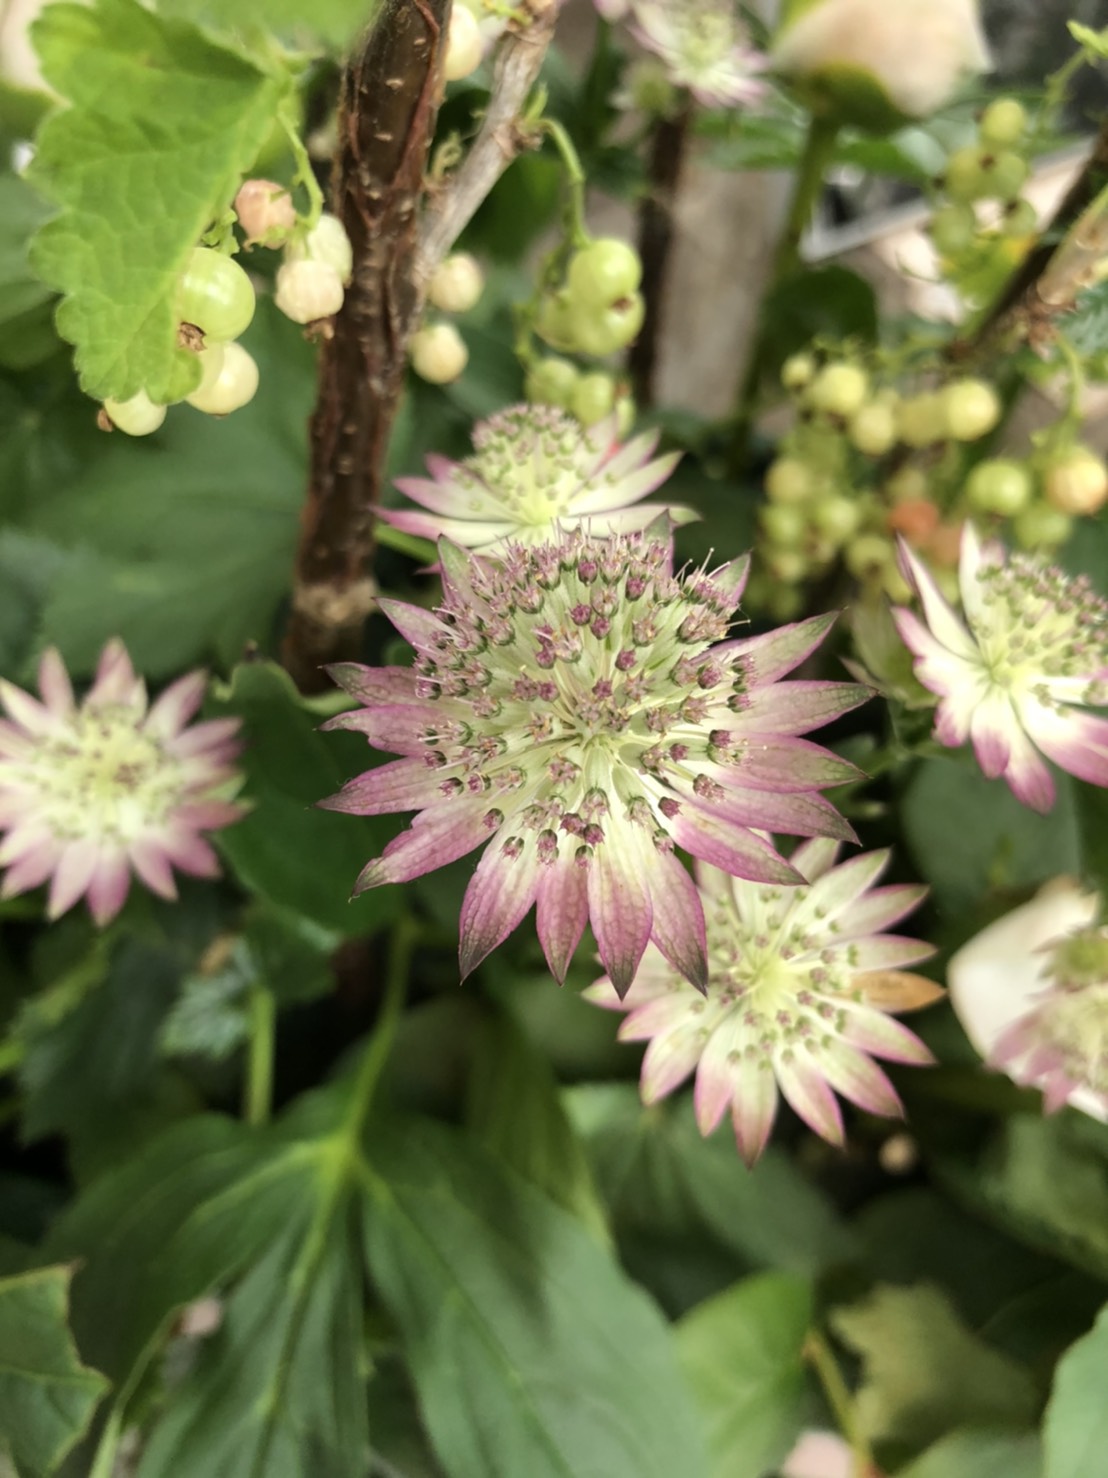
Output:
top-left (974, 557), bottom-right (1108, 700)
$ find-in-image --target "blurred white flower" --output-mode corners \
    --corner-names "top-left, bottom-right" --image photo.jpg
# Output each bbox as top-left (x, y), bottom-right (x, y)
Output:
top-left (781, 1430), bottom-right (854, 1478)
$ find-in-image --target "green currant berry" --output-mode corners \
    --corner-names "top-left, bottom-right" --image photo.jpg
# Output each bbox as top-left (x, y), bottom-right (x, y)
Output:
top-left (942, 378), bottom-right (1000, 441)
top-left (896, 393), bottom-right (947, 449)
top-left (428, 252), bottom-right (484, 314)
top-left (943, 146), bottom-right (991, 204)
top-left (930, 203), bottom-right (976, 256)
top-left (274, 259), bottom-right (344, 323)
top-left (812, 494), bottom-right (862, 543)
top-left (286, 213), bottom-right (353, 284)
top-left (535, 292), bottom-right (578, 353)
top-left (178, 247), bottom-right (255, 341)
top-left (765, 457), bottom-right (815, 504)
top-left (781, 352), bottom-right (816, 390)
top-left (572, 371), bottom-right (617, 427)
top-left (444, 4), bottom-right (482, 80)
top-left (982, 150), bottom-right (1029, 201)
top-left (965, 457), bottom-right (1032, 515)
top-left (568, 291), bottom-right (645, 356)
top-left (760, 502), bottom-right (807, 546)
top-left (979, 98), bottom-right (1027, 148)
top-left (1043, 447), bottom-right (1108, 516)
top-left (849, 402), bottom-right (898, 457)
top-left (886, 466), bottom-right (930, 504)
top-left (806, 362), bottom-right (869, 418)
top-left (1002, 198), bottom-right (1038, 237)
top-left (525, 356), bottom-right (579, 408)
top-left (765, 546), bottom-right (808, 583)
top-left (566, 238), bottom-right (642, 311)
top-left (186, 341), bottom-right (259, 416)
top-left (410, 323), bottom-right (468, 384)
top-left (845, 533), bottom-right (893, 579)
top-left (1013, 502), bottom-right (1073, 549)
top-left (102, 389), bottom-right (166, 436)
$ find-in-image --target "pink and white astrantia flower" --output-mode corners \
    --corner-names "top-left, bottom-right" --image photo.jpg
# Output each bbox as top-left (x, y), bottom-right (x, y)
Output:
top-left (381, 405), bottom-right (689, 559)
top-left (949, 878), bottom-right (1108, 1121)
top-left (585, 840), bottom-right (935, 1163)
top-left (0, 641), bottom-right (244, 924)
top-left (322, 527), bottom-right (866, 991)
top-left (630, 0), bottom-right (767, 109)
top-left (893, 524), bottom-right (1108, 813)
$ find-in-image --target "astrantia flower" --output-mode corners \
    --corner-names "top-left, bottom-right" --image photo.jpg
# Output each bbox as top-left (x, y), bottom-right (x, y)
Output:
top-left (0, 641), bottom-right (244, 924)
top-left (322, 527), bottom-right (866, 991)
top-left (893, 524), bottom-right (1108, 813)
top-left (585, 840), bottom-right (936, 1163)
top-left (380, 404), bottom-right (688, 558)
top-left (949, 878), bottom-right (1108, 1121)
top-left (630, 0), bottom-right (767, 109)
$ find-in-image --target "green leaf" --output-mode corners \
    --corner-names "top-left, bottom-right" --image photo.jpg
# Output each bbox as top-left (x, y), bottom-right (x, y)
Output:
top-left (0, 1265), bottom-right (108, 1478)
top-left (1043, 1302), bottom-right (1108, 1478)
top-left (23, 304), bottom-right (312, 677)
top-left (1068, 21), bottom-right (1108, 61)
top-left (0, 531), bottom-right (70, 676)
top-left (676, 1273), bottom-right (814, 1478)
top-left (0, 172), bottom-right (52, 327)
top-left (209, 661), bottom-right (393, 937)
top-left (758, 265), bottom-right (878, 376)
top-left (361, 1116), bottom-right (709, 1478)
top-left (830, 1283), bottom-right (1039, 1450)
top-left (465, 1011), bottom-right (609, 1241)
top-left (27, 0), bottom-right (289, 403)
top-left (1063, 281), bottom-right (1108, 357)
top-left (155, 0), bottom-right (379, 52)
top-left (901, 756), bottom-right (1080, 918)
top-left (899, 1429), bottom-right (1042, 1478)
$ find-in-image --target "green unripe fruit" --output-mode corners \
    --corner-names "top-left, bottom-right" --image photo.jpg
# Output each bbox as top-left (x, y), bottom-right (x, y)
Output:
top-left (812, 494), bottom-right (863, 543)
top-left (178, 247), bottom-right (256, 341)
top-left (982, 149), bottom-right (1030, 202)
top-left (881, 561), bottom-right (914, 604)
top-left (765, 457), bottom-right (815, 504)
top-left (410, 322), bottom-right (469, 384)
top-left (979, 97), bottom-right (1027, 148)
top-left (1013, 502), bottom-right (1073, 549)
top-left (942, 378), bottom-right (1001, 441)
top-left (1002, 198), bottom-right (1038, 237)
top-left (102, 389), bottom-right (166, 437)
top-left (535, 293), bottom-right (577, 353)
top-left (765, 546), bottom-right (808, 583)
top-left (930, 202), bottom-right (976, 256)
top-left (428, 252), bottom-right (484, 314)
top-left (760, 502), bottom-right (807, 546)
top-left (807, 362), bottom-right (869, 418)
top-left (186, 341), bottom-right (259, 415)
top-left (887, 466), bottom-right (930, 503)
top-left (944, 146), bottom-right (991, 203)
top-left (1043, 446), bottom-right (1108, 516)
top-left (965, 457), bottom-right (1032, 515)
top-left (896, 393), bottom-right (947, 448)
top-left (781, 352), bottom-right (816, 390)
top-left (568, 291), bottom-right (646, 356)
top-left (572, 371), bottom-right (617, 427)
top-left (525, 356), bottom-right (579, 408)
top-left (849, 402), bottom-right (898, 457)
top-left (845, 533), bottom-right (893, 579)
top-left (566, 238), bottom-right (642, 310)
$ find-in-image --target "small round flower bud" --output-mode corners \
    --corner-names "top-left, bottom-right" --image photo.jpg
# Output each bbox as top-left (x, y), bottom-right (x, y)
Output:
top-left (410, 322), bottom-right (468, 384)
top-left (965, 457), bottom-right (1032, 516)
top-left (942, 378), bottom-right (1000, 441)
top-left (1043, 447), bottom-right (1108, 516)
top-left (807, 362), bottom-right (869, 418)
top-left (101, 389), bottom-right (166, 437)
top-left (849, 401), bottom-right (897, 456)
top-left (274, 259), bottom-right (345, 324)
top-left (428, 252), bottom-right (484, 314)
top-left (286, 213), bottom-right (353, 285)
top-left (186, 342), bottom-right (259, 416)
top-left (443, 4), bottom-right (483, 81)
top-left (234, 178), bottom-right (296, 245)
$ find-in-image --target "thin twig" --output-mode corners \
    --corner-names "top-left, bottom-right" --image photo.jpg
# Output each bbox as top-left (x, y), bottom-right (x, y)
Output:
top-left (415, 0), bottom-right (560, 285)
top-left (628, 103), bottom-right (691, 408)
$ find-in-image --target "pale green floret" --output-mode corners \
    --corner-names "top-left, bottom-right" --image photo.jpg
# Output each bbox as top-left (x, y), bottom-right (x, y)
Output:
top-left (972, 558), bottom-right (1108, 704)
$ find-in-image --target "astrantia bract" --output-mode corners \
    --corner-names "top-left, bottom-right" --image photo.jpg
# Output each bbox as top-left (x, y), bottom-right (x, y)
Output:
top-left (630, 0), bottom-right (767, 109)
top-left (893, 524), bottom-right (1108, 812)
top-left (380, 403), bottom-right (688, 557)
top-left (0, 641), bottom-right (244, 924)
top-left (585, 840), bottom-right (936, 1163)
top-left (323, 527), bottom-right (866, 991)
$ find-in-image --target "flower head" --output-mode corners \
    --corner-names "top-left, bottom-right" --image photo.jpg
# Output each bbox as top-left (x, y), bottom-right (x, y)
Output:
top-left (323, 526), bottom-right (866, 991)
top-left (893, 524), bottom-right (1108, 813)
top-left (585, 840), bottom-right (936, 1163)
top-left (0, 641), bottom-right (244, 924)
top-left (949, 878), bottom-right (1108, 1121)
top-left (629, 0), bottom-right (767, 109)
top-left (381, 404), bottom-right (688, 558)
top-left (772, 0), bottom-right (991, 122)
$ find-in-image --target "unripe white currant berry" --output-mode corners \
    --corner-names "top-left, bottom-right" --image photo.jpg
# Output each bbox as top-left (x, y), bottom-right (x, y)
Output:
top-left (886, 466), bottom-right (930, 504)
top-left (1013, 502), bottom-right (1073, 549)
top-left (234, 179), bottom-right (296, 245)
top-left (806, 362), bottom-right (869, 418)
top-left (102, 389), bottom-right (166, 436)
top-left (525, 356), bottom-right (579, 408)
top-left (845, 533), bottom-right (893, 579)
top-left (760, 502), bottom-right (807, 546)
top-left (443, 4), bottom-right (483, 81)
top-left (274, 259), bottom-right (345, 324)
top-left (428, 252), bottom-right (484, 314)
top-left (1043, 447), bottom-right (1108, 516)
top-left (965, 457), bottom-right (1032, 516)
top-left (979, 98), bottom-right (1027, 148)
top-left (410, 322), bottom-right (468, 384)
top-left (286, 213), bottom-right (354, 285)
top-left (186, 342), bottom-right (259, 415)
top-left (942, 378), bottom-right (1001, 441)
top-left (572, 371), bottom-right (617, 427)
top-left (896, 393), bottom-right (947, 449)
top-left (812, 493), bottom-right (863, 543)
top-left (849, 402), bottom-right (898, 457)
top-left (765, 457), bottom-right (815, 504)
top-left (765, 546), bottom-right (808, 584)
top-left (781, 353), bottom-right (816, 391)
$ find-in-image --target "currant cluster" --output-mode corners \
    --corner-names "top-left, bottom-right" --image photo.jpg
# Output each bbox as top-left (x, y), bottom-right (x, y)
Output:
top-left (409, 253), bottom-right (484, 386)
top-left (524, 238), bottom-right (643, 429)
top-left (966, 443), bottom-right (1108, 548)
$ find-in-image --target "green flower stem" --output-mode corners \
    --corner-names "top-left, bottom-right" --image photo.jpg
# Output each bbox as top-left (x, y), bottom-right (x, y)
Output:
top-left (537, 116), bottom-right (590, 250)
top-left (244, 981), bottom-right (276, 1127)
top-left (342, 912), bottom-right (416, 1136)
top-left (280, 95), bottom-right (325, 228)
top-left (728, 114), bottom-right (840, 474)
top-left (804, 1328), bottom-right (876, 1478)
top-left (375, 522), bottom-right (437, 565)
